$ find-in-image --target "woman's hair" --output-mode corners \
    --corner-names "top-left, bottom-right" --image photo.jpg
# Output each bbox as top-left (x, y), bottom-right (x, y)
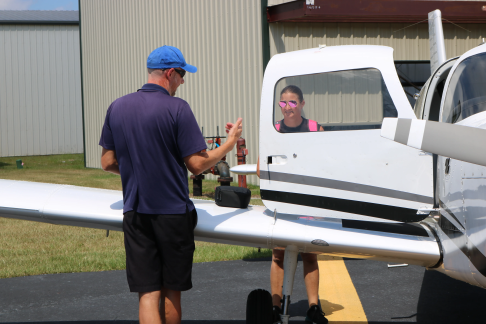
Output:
top-left (280, 85), bottom-right (304, 102)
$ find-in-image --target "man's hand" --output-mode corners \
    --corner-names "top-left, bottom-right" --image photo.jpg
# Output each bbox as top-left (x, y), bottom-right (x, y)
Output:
top-left (184, 117), bottom-right (243, 175)
top-left (225, 118), bottom-right (243, 144)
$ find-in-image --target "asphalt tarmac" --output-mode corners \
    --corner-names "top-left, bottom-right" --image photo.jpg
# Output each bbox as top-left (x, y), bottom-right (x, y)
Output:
top-left (1, 257), bottom-right (486, 323)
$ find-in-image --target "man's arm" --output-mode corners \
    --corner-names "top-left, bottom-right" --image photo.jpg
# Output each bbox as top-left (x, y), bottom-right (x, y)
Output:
top-left (101, 148), bottom-right (120, 175)
top-left (184, 118), bottom-right (243, 175)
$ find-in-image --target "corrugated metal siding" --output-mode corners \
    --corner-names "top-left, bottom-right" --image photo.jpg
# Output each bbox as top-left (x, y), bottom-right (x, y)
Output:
top-left (81, 0), bottom-right (263, 185)
top-left (0, 24), bottom-right (83, 157)
top-left (269, 22), bottom-right (486, 60)
top-left (0, 10), bottom-right (79, 23)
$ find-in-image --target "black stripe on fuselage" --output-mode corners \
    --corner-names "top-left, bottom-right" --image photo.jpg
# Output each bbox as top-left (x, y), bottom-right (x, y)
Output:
top-left (260, 171), bottom-right (433, 204)
top-left (261, 190), bottom-right (427, 223)
top-left (439, 215), bottom-right (486, 277)
top-left (342, 219), bottom-right (429, 237)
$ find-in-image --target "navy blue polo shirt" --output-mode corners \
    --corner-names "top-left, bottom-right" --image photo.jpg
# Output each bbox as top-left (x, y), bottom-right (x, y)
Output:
top-left (99, 83), bottom-right (207, 214)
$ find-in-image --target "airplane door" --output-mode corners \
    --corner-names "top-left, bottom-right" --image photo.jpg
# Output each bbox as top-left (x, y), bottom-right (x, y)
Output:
top-left (416, 58), bottom-right (457, 207)
top-left (259, 47), bottom-right (434, 223)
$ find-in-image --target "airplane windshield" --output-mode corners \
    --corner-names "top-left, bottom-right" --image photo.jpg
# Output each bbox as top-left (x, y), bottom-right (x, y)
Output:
top-left (273, 68), bottom-right (398, 132)
top-left (442, 52), bottom-right (486, 124)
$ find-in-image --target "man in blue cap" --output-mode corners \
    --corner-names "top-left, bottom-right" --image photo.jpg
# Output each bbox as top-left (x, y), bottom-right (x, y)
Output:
top-left (100, 45), bottom-right (243, 324)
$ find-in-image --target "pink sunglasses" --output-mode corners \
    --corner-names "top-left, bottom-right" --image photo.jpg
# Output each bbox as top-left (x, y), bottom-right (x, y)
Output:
top-left (279, 100), bottom-right (298, 108)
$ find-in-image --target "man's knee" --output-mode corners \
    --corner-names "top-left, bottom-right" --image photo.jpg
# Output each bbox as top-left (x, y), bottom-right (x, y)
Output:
top-left (162, 287), bottom-right (182, 303)
top-left (139, 290), bottom-right (162, 304)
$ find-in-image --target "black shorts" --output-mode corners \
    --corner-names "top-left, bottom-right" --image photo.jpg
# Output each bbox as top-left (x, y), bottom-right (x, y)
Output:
top-left (123, 208), bottom-right (198, 292)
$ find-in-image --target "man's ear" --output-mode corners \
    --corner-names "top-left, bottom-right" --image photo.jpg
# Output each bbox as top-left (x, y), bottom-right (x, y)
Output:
top-left (164, 68), bottom-right (173, 79)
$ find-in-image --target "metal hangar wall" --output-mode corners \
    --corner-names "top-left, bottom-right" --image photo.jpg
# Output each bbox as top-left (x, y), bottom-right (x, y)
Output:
top-left (80, 0), bottom-right (264, 184)
top-left (0, 11), bottom-right (83, 158)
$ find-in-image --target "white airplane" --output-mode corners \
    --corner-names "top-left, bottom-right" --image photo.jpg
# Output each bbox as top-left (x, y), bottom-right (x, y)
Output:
top-left (1, 9), bottom-right (485, 324)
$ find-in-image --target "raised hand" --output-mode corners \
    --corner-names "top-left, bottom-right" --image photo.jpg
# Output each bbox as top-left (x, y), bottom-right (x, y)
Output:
top-left (226, 118), bottom-right (243, 143)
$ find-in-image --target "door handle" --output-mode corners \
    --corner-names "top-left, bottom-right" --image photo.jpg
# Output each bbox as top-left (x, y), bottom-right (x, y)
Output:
top-left (266, 155), bottom-right (287, 165)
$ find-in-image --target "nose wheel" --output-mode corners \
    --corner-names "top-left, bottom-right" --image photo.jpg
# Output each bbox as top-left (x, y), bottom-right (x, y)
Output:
top-left (246, 289), bottom-right (273, 323)
top-left (246, 245), bottom-right (299, 324)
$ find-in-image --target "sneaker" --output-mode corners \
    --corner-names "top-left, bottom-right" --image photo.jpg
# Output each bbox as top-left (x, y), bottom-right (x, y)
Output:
top-left (273, 306), bottom-right (282, 324)
top-left (305, 305), bottom-right (328, 324)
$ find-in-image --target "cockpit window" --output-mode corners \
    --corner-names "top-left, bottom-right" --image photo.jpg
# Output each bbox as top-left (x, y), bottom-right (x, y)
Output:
top-left (442, 52), bottom-right (486, 124)
top-left (274, 68), bottom-right (398, 132)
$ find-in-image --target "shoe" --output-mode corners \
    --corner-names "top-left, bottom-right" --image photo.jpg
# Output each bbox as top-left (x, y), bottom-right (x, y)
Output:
top-left (305, 305), bottom-right (328, 324)
top-left (273, 305), bottom-right (282, 324)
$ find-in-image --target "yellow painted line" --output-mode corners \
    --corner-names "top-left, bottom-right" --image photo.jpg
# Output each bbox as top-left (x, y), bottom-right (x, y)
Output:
top-left (317, 255), bottom-right (368, 323)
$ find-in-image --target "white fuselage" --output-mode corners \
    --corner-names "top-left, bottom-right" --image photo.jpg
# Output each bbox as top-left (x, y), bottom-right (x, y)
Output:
top-left (432, 111), bottom-right (486, 287)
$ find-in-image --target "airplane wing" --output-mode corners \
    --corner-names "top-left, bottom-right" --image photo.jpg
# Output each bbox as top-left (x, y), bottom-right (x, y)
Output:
top-left (0, 179), bottom-right (441, 268)
top-left (381, 118), bottom-right (486, 167)
top-left (230, 164), bottom-right (257, 175)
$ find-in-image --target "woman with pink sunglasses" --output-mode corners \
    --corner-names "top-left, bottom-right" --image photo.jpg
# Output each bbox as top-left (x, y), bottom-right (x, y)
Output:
top-left (275, 85), bottom-right (324, 133)
top-left (256, 85), bottom-right (327, 323)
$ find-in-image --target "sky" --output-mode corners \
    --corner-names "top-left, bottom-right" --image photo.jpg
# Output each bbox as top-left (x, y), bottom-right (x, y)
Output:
top-left (0, 0), bottom-right (78, 10)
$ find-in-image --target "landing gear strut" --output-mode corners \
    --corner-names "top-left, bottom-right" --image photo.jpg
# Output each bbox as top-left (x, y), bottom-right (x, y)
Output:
top-left (245, 245), bottom-right (299, 324)
top-left (281, 245), bottom-right (299, 324)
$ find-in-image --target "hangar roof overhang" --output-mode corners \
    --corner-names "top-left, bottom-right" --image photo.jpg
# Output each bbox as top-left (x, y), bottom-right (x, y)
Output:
top-left (267, 0), bottom-right (486, 23)
top-left (0, 10), bottom-right (79, 25)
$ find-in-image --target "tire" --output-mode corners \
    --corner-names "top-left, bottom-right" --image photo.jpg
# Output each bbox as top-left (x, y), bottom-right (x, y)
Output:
top-left (246, 289), bottom-right (273, 324)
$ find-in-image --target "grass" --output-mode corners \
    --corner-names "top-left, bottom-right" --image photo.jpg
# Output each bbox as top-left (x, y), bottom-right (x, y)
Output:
top-left (0, 154), bottom-right (270, 279)
top-left (0, 154), bottom-right (123, 190)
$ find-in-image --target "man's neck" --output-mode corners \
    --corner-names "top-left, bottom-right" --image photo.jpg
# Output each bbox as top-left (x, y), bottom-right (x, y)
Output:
top-left (283, 116), bottom-right (303, 128)
top-left (147, 78), bottom-right (170, 94)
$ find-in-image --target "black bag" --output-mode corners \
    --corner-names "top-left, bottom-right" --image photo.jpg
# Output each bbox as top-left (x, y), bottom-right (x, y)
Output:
top-left (215, 186), bottom-right (251, 208)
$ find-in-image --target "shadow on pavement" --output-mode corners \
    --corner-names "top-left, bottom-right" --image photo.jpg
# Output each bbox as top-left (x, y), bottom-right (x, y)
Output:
top-left (242, 256), bottom-right (272, 262)
top-left (416, 269), bottom-right (486, 323)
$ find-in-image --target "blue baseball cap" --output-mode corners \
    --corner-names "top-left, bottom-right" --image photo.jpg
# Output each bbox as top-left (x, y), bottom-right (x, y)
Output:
top-left (147, 45), bottom-right (197, 73)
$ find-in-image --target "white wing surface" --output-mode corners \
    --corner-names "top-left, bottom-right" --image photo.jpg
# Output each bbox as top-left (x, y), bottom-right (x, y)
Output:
top-left (381, 117), bottom-right (486, 167)
top-left (0, 179), bottom-right (441, 267)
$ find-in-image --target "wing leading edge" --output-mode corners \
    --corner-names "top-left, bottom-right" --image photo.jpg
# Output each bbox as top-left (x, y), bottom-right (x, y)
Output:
top-left (0, 179), bottom-right (441, 268)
